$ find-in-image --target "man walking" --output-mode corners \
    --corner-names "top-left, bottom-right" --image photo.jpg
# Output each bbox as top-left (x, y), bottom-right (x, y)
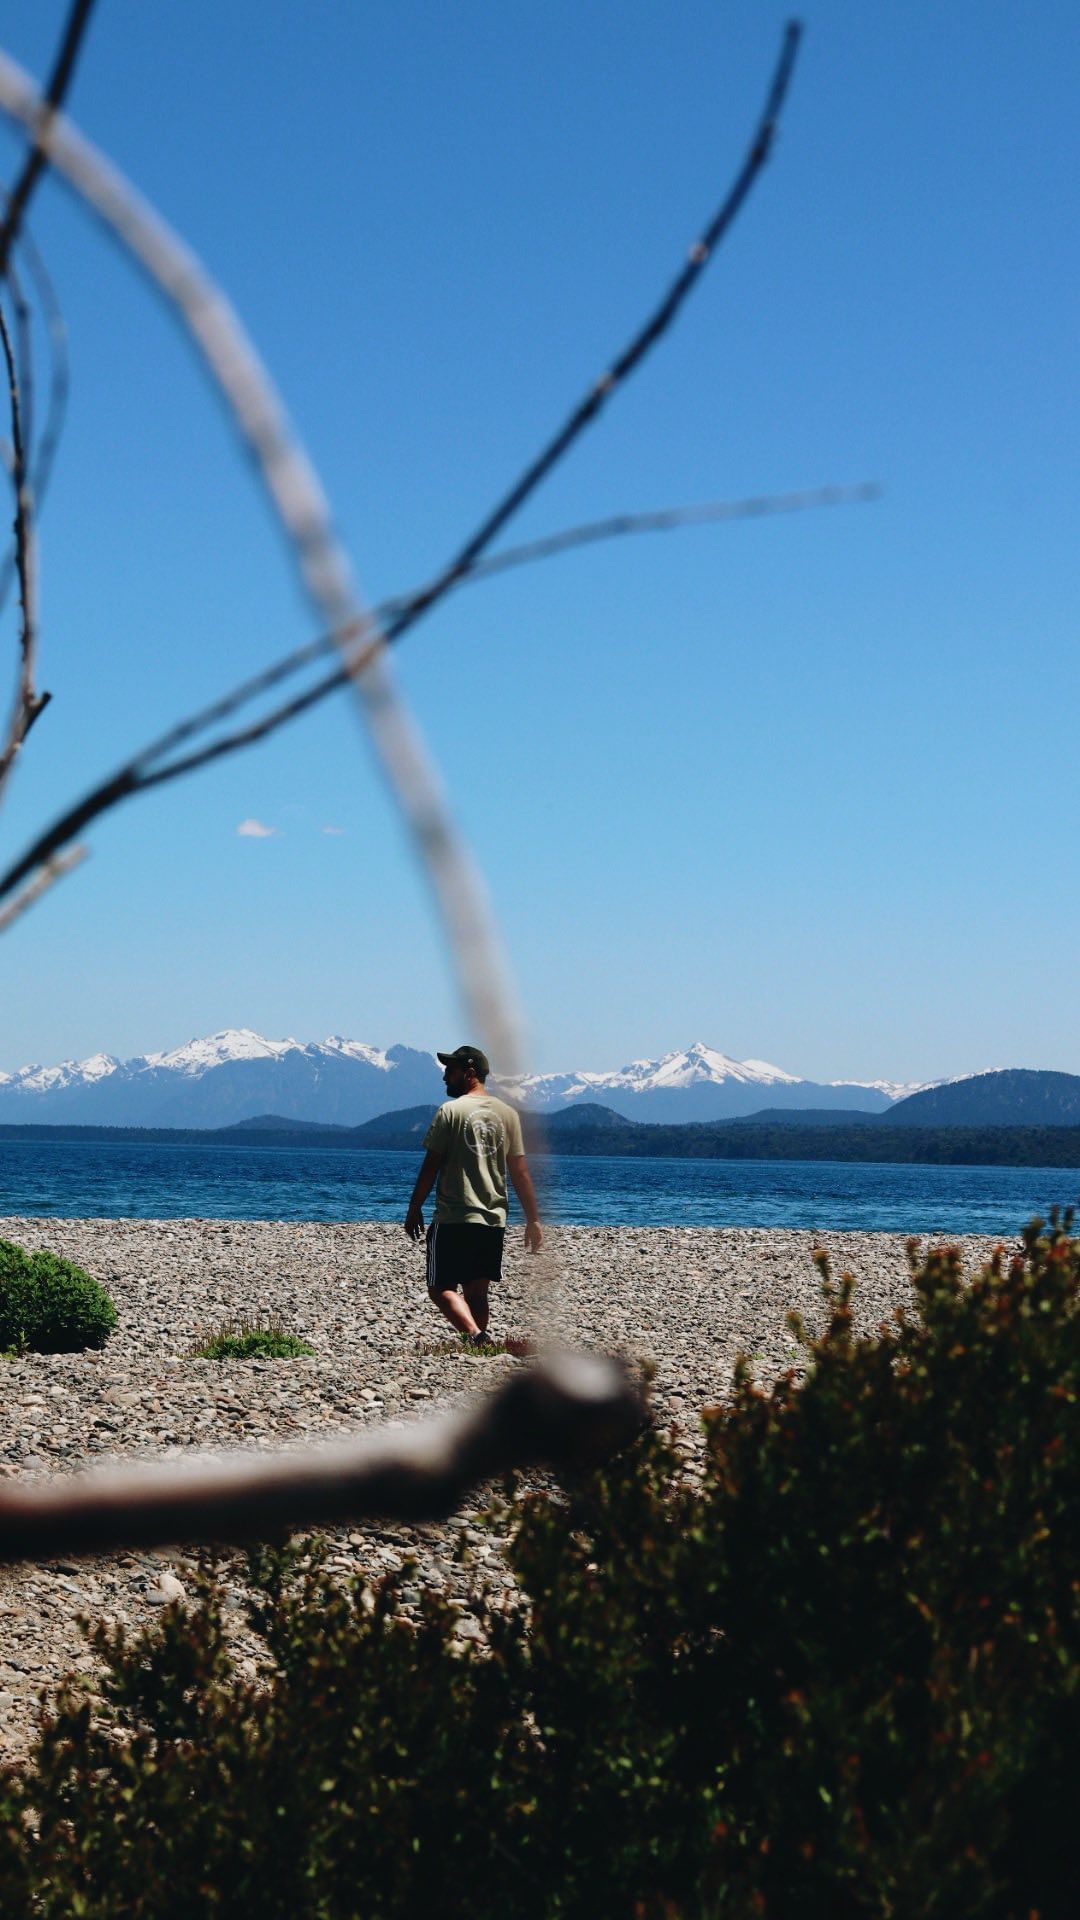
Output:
top-left (404, 1045), bottom-right (542, 1346)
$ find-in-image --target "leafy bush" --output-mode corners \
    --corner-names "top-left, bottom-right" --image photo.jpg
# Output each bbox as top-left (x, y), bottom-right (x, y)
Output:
top-left (1, 1219), bottom-right (1078, 1916)
top-left (190, 1317), bottom-right (315, 1360)
top-left (0, 1240), bottom-right (117, 1353)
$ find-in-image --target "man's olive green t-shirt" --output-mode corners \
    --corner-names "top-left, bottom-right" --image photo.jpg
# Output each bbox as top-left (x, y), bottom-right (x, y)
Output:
top-left (423, 1093), bottom-right (525, 1227)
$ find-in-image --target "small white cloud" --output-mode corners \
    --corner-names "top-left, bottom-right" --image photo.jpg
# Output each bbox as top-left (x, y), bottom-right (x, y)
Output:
top-left (321, 825), bottom-right (345, 836)
top-left (237, 818), bottom-right (277, 838)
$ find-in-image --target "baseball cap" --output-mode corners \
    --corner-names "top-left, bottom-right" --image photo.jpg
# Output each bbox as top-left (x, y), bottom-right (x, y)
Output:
top-left (437, 1044), bottom-right (491, 1077)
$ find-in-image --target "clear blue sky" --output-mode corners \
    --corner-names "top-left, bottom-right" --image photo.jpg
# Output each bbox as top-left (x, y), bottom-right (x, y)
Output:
top-left (0, 1), bottom-right (1076, 1083)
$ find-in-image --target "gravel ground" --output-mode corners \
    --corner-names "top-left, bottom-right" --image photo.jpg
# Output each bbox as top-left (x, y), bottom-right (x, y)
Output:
top-left (0, 1215), bottom-right (1006, 1764)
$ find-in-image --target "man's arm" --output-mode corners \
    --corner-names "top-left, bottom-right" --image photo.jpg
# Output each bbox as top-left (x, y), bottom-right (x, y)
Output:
top-left (508, 1155), bottom-right (543, 1252)
top-left (404, 1149), bottom-right (445, 1241)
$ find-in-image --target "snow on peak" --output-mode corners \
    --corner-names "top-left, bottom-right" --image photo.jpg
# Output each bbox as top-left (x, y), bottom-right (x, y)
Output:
top-left (636, 1046), bottom-right (741, 1089)
top-left (504, 1043), bottom-right (808, 1104)
top-left (134, 1030), bottom-right (398, 1077)
top-left (321, 1036), bottom-right (391, 1069)
top-left (0, 1029), bottom-right (404, 1092)
top-left (142, 1029), bottom-right (303, 1075)
top-left (1, 1052), bottom-right (121, 1093)
top-left (77, 1052), bottom-right (121, 1083)
top-left (615, 1045), bottom-right (803, 1091)
top-left (739, 1057), bottom-right (802, 1085)
top-left (833, 1077), bottom-right (939, 1103)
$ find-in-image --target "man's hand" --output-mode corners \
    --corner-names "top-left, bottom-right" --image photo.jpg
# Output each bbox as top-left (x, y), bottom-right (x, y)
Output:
top-left (509, 1156), bottom-right (543, 1253)
top-left (404, 1149), bottom-right (445, 1242)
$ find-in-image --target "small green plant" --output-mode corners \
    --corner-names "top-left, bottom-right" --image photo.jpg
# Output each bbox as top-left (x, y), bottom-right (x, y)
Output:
top-left (458, 1332), bottom-right (532, 1358)
top-left (0, 1239), bottom-right (117, 1352)
top-left (190, 1316), bottom-right (315, 1360)
top-left (459, 1331), bottom-right (503, 1356)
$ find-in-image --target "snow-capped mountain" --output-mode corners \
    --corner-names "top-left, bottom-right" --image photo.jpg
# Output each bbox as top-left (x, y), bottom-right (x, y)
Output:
top-left (0, 1051), bottom-right (122, 1096)
top-left (503, 1042), bottom-right (795, 1110)
top-left (0, 1030), bottom-right (443, 1128)
top-left (0, 1030), bottom-right (932, 1129)
top-left (138, 1031), bottom-right (392, 1077)
top-left (501, 1042), bottom-right (911, 1122)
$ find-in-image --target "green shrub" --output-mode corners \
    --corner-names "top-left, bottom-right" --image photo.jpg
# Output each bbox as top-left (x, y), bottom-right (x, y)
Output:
top-left (189, 1317), bottom-right (315, 1360)
top-left (1, 1218), bottom-right (1078, 1916)
top-left (0, 1240), bottom-right (117, 1353)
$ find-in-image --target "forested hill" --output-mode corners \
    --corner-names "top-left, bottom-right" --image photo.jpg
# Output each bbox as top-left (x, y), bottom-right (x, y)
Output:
top-left (4, 1111), bottom-right (1080, 1168)
top-left (885, 1068), bottom-right (1080, 1127)
top-left (519, 1119), bottom-right (1080, 1168)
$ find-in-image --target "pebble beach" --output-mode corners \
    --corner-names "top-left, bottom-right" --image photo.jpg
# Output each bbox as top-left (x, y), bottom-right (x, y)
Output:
top-left (0, 1215), bottom-right (1004, 1765)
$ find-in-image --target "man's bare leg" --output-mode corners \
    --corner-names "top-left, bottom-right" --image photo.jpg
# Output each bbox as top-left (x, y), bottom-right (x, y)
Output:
top-left (431, 1285), bottom-right (480, 1338)
top-left (462, 1277), bottom-right (491, 1337)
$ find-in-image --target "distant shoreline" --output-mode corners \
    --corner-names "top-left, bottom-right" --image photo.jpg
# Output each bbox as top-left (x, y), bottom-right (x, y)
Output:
top-left (3, 1118), bottom-right (1080, 1170)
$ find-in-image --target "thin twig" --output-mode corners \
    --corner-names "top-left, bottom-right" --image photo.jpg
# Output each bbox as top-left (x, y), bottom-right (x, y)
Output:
top-left (0, 0), bottom-right (90, 792)
top-left (0, 842), bottom-right (85, 935)
top-left (0, 218), bottom-right (70, 613)
top-left (152, 484), bottom-right (874, 759)
top-left (374, 19), bottom-right (803, 645)
top-left (0, 1354), bottom-right (644, 1565)
top-left (4, 257), bottom-right (34, 482)
top-left (456, 480), bottom-right (879, 583)
top-left (122, 485), bottom-right (880, 782)
top-left (148, 483), bottom-right (859, 767)
top-left (0, 293), bottom-right (45, 806)
top-left (0, 478), bottom-right (875, 902)
top-left (0, 0), bottom-right (98, 277)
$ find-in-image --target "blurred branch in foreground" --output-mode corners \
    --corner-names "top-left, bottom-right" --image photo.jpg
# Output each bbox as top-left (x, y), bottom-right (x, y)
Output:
top-left (0, 1355), bottom-right (644, 1565)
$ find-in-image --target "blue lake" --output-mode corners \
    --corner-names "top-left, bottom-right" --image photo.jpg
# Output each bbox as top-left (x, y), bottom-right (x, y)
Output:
top-left (1, 1138), bottom-right (1077, 1236)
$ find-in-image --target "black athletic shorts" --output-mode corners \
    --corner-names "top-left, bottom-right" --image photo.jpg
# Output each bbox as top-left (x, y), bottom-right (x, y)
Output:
top-left (425, 1222), bottom-right (505, 1294)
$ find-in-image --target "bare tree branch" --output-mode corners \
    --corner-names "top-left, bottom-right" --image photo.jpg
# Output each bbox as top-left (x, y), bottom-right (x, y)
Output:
top-left (0, 479), bottom-right (876, 906)
top-left (0, 220), bottom-right (70, 613)
top-left (0, 1354), bottom-right (644, 1566)
top-left (0, 0), bottom-right (98, 277)
top-left (4, 257), bottom-right (34, 478)
top-left (0, 292), bottom-right (45, 807)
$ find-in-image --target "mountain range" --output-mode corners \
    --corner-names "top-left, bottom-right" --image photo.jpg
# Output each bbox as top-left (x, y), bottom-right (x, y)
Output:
top-left (217, 1073), bottom-right (1080, 1144)
top-left (0, 1030), bottom-right (926, 1129)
